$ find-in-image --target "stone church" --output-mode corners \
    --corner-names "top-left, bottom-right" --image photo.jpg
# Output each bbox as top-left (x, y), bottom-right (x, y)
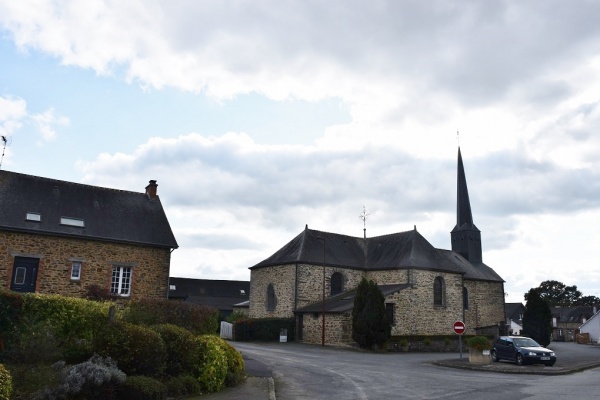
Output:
top-left (248, 148), bottom-right (505, 345)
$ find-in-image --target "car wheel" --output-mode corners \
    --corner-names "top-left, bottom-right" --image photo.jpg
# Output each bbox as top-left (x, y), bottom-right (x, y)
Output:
top-left (491, 350), bottom-right (499, 362)
top-left (516, 354), bottom-right (524, 366)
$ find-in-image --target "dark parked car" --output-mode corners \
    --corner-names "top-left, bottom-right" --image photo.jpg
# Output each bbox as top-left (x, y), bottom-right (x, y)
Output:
top-left (491, 336), bottom-right (556, 366)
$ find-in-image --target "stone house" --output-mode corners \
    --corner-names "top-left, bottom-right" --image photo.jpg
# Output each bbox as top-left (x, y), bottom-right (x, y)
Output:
top-left (0, 170), bottom-right (178, 300)
top-left (551, 305), bottom-right (598, 342)
top-left (248, 148), bottom-right (506, 345)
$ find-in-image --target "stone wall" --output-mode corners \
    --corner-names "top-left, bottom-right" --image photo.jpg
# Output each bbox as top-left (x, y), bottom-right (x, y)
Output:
top-left (383, 270), bottom-right (464, 336)
top-left (1, 231), bottom-right (171, 300)
top-left (301, 311), bottom-right (352, 345)
top-left (463, 279), bottom-right (506, 334)
top-left (249, 264), bottom-right (296, 318)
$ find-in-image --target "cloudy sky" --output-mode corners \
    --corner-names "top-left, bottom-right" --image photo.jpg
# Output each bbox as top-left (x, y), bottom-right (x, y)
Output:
top-left (2, 1), bottom-right (600, 303)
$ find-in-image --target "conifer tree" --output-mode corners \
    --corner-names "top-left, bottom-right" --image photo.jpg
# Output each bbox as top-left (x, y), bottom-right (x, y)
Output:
top-left (352, 278), bottom-right (391, 349)
top-left (522, 288), bottom-right (552, 346)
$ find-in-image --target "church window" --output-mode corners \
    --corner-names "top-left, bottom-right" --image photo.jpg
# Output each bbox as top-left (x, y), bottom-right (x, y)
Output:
top-left (267, 283), bottom-right (276, 311)
top-left (331, 272), bottom-right (343, 296)
top-left (433, 277), bottom-right (445, 306)
top-left (463, 287), bottom-right (469, 310)
top-left (385, 303), bottom-right (395, 325)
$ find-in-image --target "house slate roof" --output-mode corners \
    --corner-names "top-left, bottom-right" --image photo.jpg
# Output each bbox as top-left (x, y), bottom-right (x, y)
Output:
top-left (169, 277), bottom-right (250, 311)
top-left (250, 225), bottom-right (503, 283)
top-left (169, 277), bottom-right (250, 299)
top-left (505, 303), bottom-right (525, 320)
top-left (0, 170), bottom-right (178, 248)
top-left (295, 283), bottom-right (411, 314)
top-left (551, 305), bottom-right (598, 324)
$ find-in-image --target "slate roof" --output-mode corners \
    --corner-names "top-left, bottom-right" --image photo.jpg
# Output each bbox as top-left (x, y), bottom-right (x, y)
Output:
top-left (0, 170), bottom-right (178, 248)
top-left (296, 283), bottom-right (411, 314)
top-left (505, 302), bottom-right (525, 322)
top-left (169, 277), bottom-right (250, 300)
top-left (551, 306), bottom-right (598, 324)
top-left (250, 225), bottom-right (503, 282)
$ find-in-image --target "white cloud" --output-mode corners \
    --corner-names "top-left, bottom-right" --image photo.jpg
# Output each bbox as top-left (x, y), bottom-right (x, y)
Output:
top-left (32, 107), bottom-right (70, 143)
top-left (75, 132), bottom-right (600, 297)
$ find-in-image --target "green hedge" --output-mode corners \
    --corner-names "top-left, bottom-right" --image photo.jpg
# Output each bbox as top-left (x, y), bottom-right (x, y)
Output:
top-left (233, 318), bottom-right (295, 341)
top-left (0, 364), bottom-right (12, 400)
top-left (194, 335), bottom-right (228, 393)
top-left (121, 376), bottom-right (167, 400)
top-left (150, 324), bottom-right (199, 377)
top-left (122, 298), bottom-right (219, 335)
top-left (94, 320), bottom-right (166, 376)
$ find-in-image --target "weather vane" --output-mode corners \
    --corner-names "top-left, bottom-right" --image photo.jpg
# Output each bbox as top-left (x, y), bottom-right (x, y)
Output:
top-left (359, 205), bottom-right (370, 239)
top-left (0, 135), bottom-right (10, 170)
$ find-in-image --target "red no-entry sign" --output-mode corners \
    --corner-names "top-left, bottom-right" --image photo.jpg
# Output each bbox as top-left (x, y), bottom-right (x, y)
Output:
top-left (453, 321), bottom-right (465, 335)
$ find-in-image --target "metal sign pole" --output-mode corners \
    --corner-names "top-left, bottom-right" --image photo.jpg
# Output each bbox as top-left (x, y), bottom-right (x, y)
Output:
top-left (459, 335), bottom-right (462, 359)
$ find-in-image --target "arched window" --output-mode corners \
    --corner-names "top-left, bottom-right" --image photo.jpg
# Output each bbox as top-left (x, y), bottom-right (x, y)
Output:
top-left (330, 272), bottom-right (343, 296)
top-left (267, 283), bottom-right (276, 311)
top-left (433, 277), bottom-right (445, 306)
top-left (463, 287), bottom-right (469, 310)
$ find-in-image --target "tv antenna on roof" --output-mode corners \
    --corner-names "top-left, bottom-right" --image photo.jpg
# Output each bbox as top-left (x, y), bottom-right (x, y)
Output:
top-left (0, 135), bottom-right (10, 170)
top-left (359, 205), bottom-right (370, 239)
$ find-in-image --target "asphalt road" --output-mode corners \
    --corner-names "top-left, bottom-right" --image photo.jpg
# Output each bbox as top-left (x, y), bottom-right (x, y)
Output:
top-left (232, 341), bottom-right (600, 400)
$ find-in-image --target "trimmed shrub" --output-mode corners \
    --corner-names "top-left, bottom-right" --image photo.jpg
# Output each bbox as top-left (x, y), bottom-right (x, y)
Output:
top-left (166, 375), bottom-right (201, 398)
top-left (0, 364), bottom-right (12, 400)
top-left (150, 324), bottom-right (199, 376)
top-left (21, 293), bottom-right (113, 360)
top-left (122, 298), bottom-right (219, 335)
top-left (3, 316), bottom-right (61, 365)
top-left (35, 355), bottom-right (126, 400)
top-left (467, 336), bottom-right (491, 352)
top-left (221, 340), bottom-right (245, 386)
top-left (121, 376), bottom-right (167, 400)
top-left (194, 335), bottom-right (228, 393)
top-left (94, 320), bottom-right (166, 376)
top-left (0, 291), bottom-right (25, 351)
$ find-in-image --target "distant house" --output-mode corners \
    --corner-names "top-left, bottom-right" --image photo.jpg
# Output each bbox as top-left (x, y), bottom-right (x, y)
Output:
top-left (169, 277), bottom-right (250, 318)
top-left (0, 170), bottom-right (178, 299)
top-left (551, 305), bottom-right (597, 342)
top-left (505, 303), bottom-right (525, 335)
top-left (579, 306), bottom-right (600, 343)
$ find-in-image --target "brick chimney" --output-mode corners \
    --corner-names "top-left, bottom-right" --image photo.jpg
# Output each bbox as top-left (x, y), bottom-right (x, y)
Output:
top-left (145, 180), bottom-right (158, 199)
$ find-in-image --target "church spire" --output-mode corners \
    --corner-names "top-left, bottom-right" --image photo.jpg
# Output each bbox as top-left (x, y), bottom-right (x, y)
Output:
top-left (456, 147), bottom-right (473, 228)
top-left (451, 147), bottom-right (482, 263)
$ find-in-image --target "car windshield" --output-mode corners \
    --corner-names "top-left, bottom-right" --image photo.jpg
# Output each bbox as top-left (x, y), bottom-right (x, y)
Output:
top-left (513, 338), bottom-right (541, 347)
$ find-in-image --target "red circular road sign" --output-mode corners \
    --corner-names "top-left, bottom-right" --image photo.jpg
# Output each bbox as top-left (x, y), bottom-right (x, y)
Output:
top-left (453, 321), bottom-right (466, 335)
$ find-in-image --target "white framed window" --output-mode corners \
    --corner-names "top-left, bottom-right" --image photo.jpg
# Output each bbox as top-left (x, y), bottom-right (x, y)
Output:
top-left (111, 265), bottom-right (132, 296)
top-left (71, 262), bottom-right (81, 281)
top-left (26, 212), bottom-right (41, 222)
top-left (60, 217), bottom-right (85, 227)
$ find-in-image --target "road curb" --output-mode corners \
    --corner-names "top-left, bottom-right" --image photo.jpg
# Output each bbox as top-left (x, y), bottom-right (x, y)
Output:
top-left (432, 359), bottom-right (600, 375)
top-left (268, 377), bottom-right (276, 400)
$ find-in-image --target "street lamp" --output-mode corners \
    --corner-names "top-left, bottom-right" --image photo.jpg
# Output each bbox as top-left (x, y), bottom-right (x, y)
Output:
top-left (316, 236), bottom-right (326, 346)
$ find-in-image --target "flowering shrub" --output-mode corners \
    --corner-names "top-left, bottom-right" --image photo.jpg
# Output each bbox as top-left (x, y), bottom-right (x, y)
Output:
top-left (194, 335), bottom-right (228, 392)
top-left (0, 364), bottom-right (12, 400)
top-left (35, 355), bottom-right (126, 400)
